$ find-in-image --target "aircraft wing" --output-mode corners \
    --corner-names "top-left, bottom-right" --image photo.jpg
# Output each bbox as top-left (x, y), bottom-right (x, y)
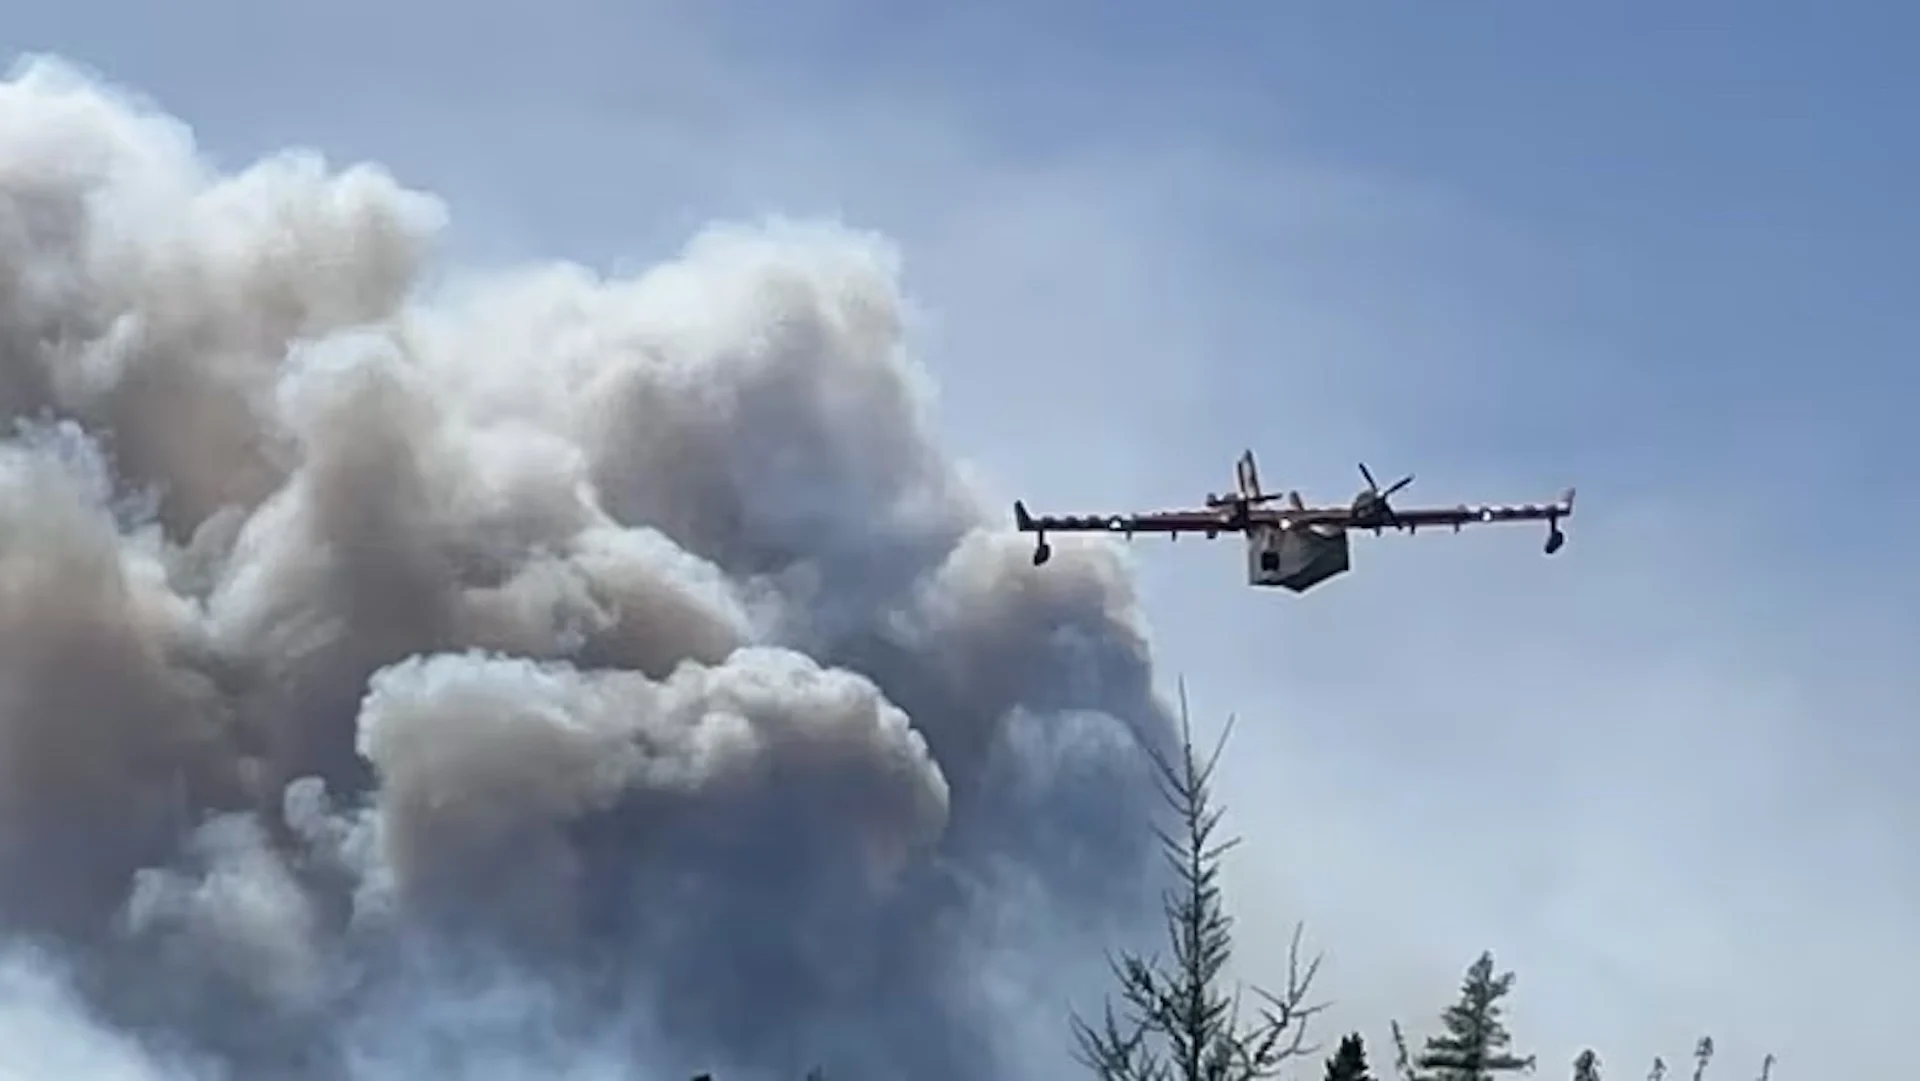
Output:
top-left (1013, 501), bottom-right (1233, 536)
top-left (1263, 507), bottom-right (1353, 527)
top-left (1375, 490), bottom-right (1576, 529)
top-left (1266, 489), bottom-right (1575, 530)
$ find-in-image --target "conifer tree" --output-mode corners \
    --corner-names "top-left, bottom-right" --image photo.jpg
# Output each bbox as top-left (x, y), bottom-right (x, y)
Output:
top-left (1390, 1021), bottom-right (1417, 1081)
top-left (1325, 1033), bottom-right (1376, 1081)
top-left (1408, 952), bottom-right (1535, 1081)
top-left (1072, 686), bottom-right (1326, 1081)
top-left (1689, 1038), bottom-right (1713, 1081)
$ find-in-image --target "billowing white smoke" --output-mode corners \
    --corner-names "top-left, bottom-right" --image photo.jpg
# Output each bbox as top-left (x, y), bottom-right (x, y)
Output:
top-left (0, 55), bottom-right (1172, 1081)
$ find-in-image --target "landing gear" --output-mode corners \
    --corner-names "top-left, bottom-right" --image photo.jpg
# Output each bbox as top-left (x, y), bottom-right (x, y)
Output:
top-left (1543, 520), bottom-right (1565, 555)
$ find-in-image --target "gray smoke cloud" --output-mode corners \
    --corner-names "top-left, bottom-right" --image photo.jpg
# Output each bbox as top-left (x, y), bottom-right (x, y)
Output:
top-left (0, 54), bottom-right (1176, 1081)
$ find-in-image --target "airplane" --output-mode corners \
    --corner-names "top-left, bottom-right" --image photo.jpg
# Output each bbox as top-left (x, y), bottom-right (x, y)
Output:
top-left (1011, 450), bottom-right (1575, 594)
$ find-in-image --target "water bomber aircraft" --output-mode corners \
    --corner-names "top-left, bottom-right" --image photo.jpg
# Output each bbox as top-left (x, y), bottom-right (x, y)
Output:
top-left (1012, 450), bottom-right (1575, 593)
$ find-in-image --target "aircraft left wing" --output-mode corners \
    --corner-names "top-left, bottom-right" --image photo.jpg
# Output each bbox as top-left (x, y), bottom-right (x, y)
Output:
top-left (1262, 489), bottom-right (1576, 530)
top-left (1386, 488), bottom-right (1575, 530)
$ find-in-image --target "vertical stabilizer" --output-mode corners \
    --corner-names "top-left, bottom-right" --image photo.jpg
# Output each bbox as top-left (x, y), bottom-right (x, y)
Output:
top-left (1235, 449), bottom-right (1262, 500)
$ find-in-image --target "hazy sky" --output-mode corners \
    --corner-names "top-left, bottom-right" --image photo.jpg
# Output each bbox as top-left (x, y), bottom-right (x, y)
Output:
top-left (10, 1), bottom-right (1918, 1076)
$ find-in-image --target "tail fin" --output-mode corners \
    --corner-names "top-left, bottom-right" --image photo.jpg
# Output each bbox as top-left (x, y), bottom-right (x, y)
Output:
top-left (1287, 489), bottom-right (1305, 511)
top-left (1235, 449), bottom-right (1262, 500)
top-left (1559, 487), bottom-right (1576, 512)
top-left (1013, 500), bottom-right (1034, 530)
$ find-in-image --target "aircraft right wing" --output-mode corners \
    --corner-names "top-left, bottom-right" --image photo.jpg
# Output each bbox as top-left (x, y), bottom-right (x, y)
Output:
top-left (1013, 501), bottom-right (1236, 537)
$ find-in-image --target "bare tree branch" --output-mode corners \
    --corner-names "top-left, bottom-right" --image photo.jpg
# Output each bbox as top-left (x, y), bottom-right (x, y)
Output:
top-left (1070, 683), bottom-right (1323, 1081)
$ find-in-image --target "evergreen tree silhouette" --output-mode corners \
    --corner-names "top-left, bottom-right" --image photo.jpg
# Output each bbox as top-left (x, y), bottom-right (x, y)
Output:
top-left (1325, 1033), bottom-right (1376, 1081)
top-left (1410, 952), bottom-right (1535, 1081)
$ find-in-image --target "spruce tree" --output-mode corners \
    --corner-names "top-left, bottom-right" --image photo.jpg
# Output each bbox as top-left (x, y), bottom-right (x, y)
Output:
top-left (1326, 1033), bottom-right (1376, 1081)
top-left (1071, 685), bottom-right (1326, 1081)
top-left (1390, 1021), bottom-right (1417, 1081)
top-left (1689, 1038), bottom-right (1713, 1081)
top-left (1409, 952), bottom-right (1535, 1081)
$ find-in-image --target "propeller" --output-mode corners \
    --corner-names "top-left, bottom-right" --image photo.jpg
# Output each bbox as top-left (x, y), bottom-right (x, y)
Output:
top-left (1355, 462), bottom-right (1413, 526)
top-left (1358, 462), bottom-right (1413, 500)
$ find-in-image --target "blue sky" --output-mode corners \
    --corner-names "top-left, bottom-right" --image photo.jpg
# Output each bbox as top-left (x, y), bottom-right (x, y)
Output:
top-left (10, 0), bottom-right (1920, 1076)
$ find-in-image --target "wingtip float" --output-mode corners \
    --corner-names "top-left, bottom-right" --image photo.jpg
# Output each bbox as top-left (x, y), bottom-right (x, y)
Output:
top-left (1013, 449), bottom-right (1575, 594)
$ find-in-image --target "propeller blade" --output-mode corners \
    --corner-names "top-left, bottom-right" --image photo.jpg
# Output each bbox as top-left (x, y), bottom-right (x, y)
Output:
top-left (1358, 462), bottom-right (1378, 491)
top-left (1383, 474), bottom-right (1413, 497)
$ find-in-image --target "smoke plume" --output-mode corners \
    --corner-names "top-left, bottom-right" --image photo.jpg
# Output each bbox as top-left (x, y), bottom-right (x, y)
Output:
top-left (0, 55), bottom-right (1174, 1081)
